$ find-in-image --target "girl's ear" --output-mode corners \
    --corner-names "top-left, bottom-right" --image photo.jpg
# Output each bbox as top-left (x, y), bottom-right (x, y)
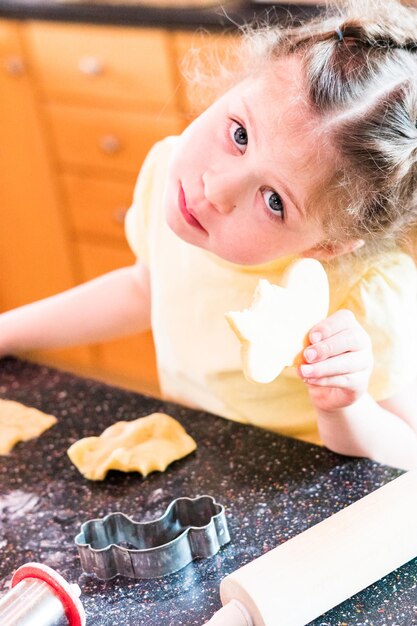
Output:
top-left (302, 239), bottom-right (365, 260)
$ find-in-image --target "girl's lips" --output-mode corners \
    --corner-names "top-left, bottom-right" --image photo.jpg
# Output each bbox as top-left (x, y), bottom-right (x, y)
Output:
top-left (178, 185), bottom-right (206, 232)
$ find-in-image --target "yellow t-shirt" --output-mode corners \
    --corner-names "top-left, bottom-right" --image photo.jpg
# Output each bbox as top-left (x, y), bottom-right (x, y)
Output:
top-left (125, 137), bottom-right (417, 445)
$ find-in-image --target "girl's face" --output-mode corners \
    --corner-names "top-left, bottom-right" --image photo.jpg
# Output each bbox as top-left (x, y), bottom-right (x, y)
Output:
top-left (165, 56), bottom-right (332, 265)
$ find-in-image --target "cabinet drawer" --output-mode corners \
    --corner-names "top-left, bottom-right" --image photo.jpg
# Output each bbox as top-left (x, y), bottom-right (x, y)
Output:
top-left (61, 174), bottom-right (135, 243)
top-left (25, 22), bottom-right (177, 111)
top-left (47, 103), bottom-right (185, 176)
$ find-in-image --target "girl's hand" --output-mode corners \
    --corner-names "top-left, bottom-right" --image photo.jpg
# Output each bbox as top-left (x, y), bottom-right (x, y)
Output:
top-left (297, 309), bottom-right (374, 413)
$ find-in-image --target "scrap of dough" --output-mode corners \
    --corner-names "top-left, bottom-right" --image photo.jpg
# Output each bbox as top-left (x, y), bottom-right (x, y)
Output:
top-left (0, 399), bottom-right (57, 455)
top-left (225, 258), bottom-right (329, 384)
top-left (67, 412), bottom-right (197, 480)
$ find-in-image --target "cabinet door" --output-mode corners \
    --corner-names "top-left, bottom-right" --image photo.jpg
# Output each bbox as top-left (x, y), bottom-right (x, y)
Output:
top-left (0, 20), bottom-right (77, 307)
top-left (0, 19), bottom-right (92, 367)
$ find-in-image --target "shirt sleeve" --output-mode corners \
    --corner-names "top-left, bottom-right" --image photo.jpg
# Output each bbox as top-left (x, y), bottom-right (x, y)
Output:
top-left (340, 252), bottom-right (417, 400)
top-left (124, 140), bottom-right (165, 265)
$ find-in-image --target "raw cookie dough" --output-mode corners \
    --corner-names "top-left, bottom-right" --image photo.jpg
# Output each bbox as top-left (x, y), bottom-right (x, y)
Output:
top-left (67, 412), bottom-right (197, 480)
top-left (225, 258), bottom-right (329, 384)
top-left (0, 399), bottom-right (57, 455)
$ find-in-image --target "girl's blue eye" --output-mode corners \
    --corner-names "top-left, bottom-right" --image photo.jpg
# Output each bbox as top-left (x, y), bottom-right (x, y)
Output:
top-left (262, 189), bottom-right (284, 218)
top-left (229, 121), bottom-right (248, 152)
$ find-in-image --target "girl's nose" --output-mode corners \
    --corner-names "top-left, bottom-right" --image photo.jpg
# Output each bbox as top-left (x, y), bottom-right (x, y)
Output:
top-left (202, 169), bottom-right (242, 214)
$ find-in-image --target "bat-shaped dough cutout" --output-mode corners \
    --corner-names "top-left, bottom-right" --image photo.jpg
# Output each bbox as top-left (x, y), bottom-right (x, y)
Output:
top-left (0, 399), bottom-right (57, 455)
top-left (67, 413), bottom-right (197, 480)
top-left (225, 258), bottom-right (329, 384)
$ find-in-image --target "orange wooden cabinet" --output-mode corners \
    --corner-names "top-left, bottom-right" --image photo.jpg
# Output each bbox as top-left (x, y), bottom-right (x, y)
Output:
top-left (0, 19), bottom-right (92, 368)
top-left (0, 20), bottom-right (76, 307)
top-left (24, 22), bottom-right (179, 111)
top-left (45, 103), bottom-right (184, 177)
top-left (0, 18), bottom-right (236, 395)
top-left (21, 19), bottom-right (183, 394)
top-left (60, 174), bottom-right (135, 243)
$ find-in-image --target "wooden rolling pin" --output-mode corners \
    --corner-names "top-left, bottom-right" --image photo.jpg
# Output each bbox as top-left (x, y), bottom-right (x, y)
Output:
top-left (206, 470), bottom-right (417, 626)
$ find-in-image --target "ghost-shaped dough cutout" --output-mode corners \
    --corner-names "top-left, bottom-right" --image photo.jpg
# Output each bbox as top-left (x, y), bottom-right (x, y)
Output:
top-left (67, 412), bottom-right (197, 480)
top-left (0, 399), bottom-right (57, 455)
top-left (225, 258), bottom-right (329, 384)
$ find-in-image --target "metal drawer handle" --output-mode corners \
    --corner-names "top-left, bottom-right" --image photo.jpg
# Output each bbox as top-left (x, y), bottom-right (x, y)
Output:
top-left (78, 56), bottom-right (104, 76)
top-left (4, 56), bottom-right (25, 76)
top-left (99, 135), bottom-right (121, 154)
top-left (112, 207), bottom-right (129, 224)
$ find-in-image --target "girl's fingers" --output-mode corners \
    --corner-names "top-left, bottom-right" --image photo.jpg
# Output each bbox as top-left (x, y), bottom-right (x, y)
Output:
top-left (303, 327), bottom-right (370, 363)
top-left (299, 351), bottom-right (371, 380)
top-left (302, 372), bottom-right (366, 389)
top-left (301, 309), bottom-right (373, 393)
top-left (308, 309), bottom-right (360, 344)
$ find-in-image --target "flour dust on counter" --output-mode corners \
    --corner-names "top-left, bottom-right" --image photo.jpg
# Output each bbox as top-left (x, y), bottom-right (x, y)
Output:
top-left (0, 357), bottom-right (416, 625)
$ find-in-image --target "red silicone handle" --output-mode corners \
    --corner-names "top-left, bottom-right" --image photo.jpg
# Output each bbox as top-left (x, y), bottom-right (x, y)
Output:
top-left (11, 563), bottom-right (85, 626)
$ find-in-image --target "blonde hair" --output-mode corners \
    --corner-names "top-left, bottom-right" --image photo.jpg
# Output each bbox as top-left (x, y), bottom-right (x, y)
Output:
top-left (189, 0), bottom-right (417, 256)
top-left (239, 0), bottom-right (417, 256)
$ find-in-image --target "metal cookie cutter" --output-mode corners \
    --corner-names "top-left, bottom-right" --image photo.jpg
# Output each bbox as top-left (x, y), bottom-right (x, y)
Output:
top-left (75, 495), bottom-right (230, 580)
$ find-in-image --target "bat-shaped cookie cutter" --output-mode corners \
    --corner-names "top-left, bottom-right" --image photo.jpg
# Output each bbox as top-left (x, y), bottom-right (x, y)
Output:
top-left (75, 495), bottom-right (230, 580)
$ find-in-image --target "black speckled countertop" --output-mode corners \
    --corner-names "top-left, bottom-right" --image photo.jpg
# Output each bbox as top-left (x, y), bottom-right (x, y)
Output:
top-left (0, 0), bottom-right (322, 29)
top-left (0, 356), bottom-right (416, 625)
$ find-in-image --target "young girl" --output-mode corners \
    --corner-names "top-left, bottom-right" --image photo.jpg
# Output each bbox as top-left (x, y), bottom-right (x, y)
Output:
top-left (1, 0), bottom-right (416, 470)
